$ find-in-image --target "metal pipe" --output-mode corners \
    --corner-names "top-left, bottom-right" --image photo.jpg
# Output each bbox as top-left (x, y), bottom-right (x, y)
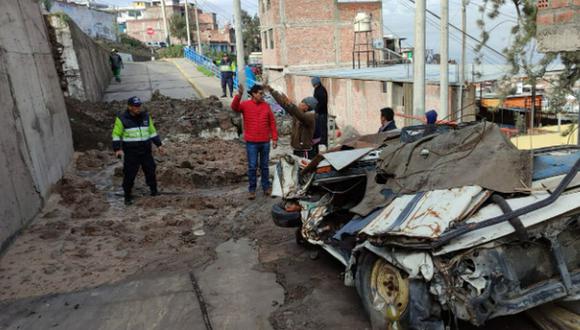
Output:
top-left (233, 0), bottom-right (246, 93)
top-left (184, 0), bottom-right (191, 46)
top-left (160, 0), bottom-right (170, 45)
top-left (413, 0), bottom-right (426, 121)
top-left (193, 0), bottom-right (203, 54)
top-left (440, 0), bottom-right (449, 118)
top-left (458, 0), bottom-right (468, 122)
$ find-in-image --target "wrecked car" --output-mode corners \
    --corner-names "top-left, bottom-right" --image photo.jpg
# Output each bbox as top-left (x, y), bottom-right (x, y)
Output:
top-left (271, 122), bottom-right (580, 329)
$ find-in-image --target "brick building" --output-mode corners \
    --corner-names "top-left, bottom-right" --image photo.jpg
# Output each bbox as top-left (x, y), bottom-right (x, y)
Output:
top-left (126, 1), bottom-right (226, 46)
top-left (536, 0), bottom-right (580, 52)
top-left (259, 0), bottom-right (383, 91)
top-left (285, 65), bottom-right (476, 135)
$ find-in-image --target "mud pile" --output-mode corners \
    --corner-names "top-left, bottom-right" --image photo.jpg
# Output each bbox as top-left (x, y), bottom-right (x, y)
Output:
top-left (65, 92), bottom-right (241, 151)
top-left (155, 137), bottom-right (247, 188)
top-left (55, 174), bottom-right (109, 218)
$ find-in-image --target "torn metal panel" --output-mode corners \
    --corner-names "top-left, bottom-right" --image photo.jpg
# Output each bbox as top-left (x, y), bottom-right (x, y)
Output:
top-left (361, 186), bottom-right (484, 238)
top-left (271, 155), bottom-right (303, 199)
top-left (319, 147), bottom-right (374, 171)
top-left (435, 191), bottom-right (580, 255)
top-left (532, 172), bottom-right (580, 193)
top-left (363, 242), bottom-right (434, 280)
top-left (332, 208), bottom-right (382, 241)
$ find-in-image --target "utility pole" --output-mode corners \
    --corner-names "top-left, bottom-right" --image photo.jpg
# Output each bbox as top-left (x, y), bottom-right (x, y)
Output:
top-left (413, 0), bottom-right (426, 120)
top-left (160, 0), bottom-right (170, 45)
top-left (458, 0), bottom-right (468, 122)
top-left (184, 0), bottom-right (191, 46)
top-left (440, 0), bottom-right (449, 119)
top-left (193, 0), bottom-right (203, 54)
top-left (233, 0), bottom-right (246, 94)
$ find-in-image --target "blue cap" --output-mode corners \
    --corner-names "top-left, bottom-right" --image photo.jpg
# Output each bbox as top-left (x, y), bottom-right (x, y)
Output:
top-left (426, 109), bottom-right (438, 124)
top-left (311, 76), bottom-right (321, 86)
top-left (128, 96), bottom-right (142, 106)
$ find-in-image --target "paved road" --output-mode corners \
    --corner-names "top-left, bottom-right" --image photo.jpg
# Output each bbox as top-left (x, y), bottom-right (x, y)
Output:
top-left (103, 61), bottom-right (199, 102)
top-left (0, 239), bottom-right (283, 330)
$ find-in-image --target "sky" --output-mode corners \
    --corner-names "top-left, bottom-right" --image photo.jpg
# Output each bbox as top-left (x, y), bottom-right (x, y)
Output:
top-left (102, 0), bottom-right (519, 64)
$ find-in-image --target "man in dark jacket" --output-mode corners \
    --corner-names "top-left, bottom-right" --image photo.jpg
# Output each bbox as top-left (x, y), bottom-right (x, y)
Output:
top-left (266, 85), bottom-right (318, 159)
top-left (110, 49), bottom-right (124, 82)
top-left (112, 96), bottom-right (164, 205)
top-left (311, 77), bottom-right (328, 149)
top-left (379, 107), bottom-right (397, 132)
top-left (231, 84), bottom-right (278, 200)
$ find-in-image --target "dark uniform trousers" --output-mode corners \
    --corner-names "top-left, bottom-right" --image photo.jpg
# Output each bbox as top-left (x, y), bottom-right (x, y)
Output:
top-left (122, 151), bottom-right (157, 197)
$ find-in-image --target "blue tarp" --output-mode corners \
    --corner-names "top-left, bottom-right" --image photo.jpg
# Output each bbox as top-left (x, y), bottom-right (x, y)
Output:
top-left (533, 152), bottom-right (580, 180)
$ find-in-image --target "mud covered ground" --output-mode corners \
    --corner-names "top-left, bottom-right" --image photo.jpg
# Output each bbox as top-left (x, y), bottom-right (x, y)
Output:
top-left (1, 92), bottom-right (543, 330)
top-left (0, 94), bottom-right (371, 329)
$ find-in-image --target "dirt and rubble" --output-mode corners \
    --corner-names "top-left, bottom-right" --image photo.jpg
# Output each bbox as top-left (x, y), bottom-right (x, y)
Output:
top-left (0, 92), bottom-right (542, 329)
top-left (0, 94), bottom-right (373, 329)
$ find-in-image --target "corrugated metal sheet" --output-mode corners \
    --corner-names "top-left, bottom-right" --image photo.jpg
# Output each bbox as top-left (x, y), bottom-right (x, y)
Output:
top-left (361, 186), bottom-right (484, 238)
top-left (289, 63), bottom-right (565, 84)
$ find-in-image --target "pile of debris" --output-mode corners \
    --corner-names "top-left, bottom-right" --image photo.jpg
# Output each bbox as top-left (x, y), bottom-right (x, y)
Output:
top-left (65, 91), bottom-right (241, 151)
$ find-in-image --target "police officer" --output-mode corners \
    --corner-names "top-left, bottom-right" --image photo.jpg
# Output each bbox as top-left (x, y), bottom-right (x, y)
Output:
top-left (218, 54), bottom-right (235, 98)
top-left (112, 97), bottom-right (164, 205)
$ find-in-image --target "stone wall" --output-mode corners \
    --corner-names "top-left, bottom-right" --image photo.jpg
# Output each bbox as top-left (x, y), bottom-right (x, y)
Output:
top-left (48, 14), bottom-right (112, 102)
top-left (50, 1), bottom-right (117, 41)
top-left (0, 0), bottom-right (73, 250)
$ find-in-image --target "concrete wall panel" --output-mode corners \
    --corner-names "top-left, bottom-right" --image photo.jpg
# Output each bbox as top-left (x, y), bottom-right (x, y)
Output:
top-left (0, 0), bottom-right (73, 249)
top-left (50, 1), bottom-right (117, 41)
top-left (49, 15), bottom-right (113, 102)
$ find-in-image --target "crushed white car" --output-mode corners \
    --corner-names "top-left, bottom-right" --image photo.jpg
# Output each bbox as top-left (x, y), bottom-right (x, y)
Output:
top-left (271, 122), bottom-right (580, 329)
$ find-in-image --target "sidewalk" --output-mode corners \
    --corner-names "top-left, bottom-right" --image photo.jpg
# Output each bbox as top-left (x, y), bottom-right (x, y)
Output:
top-left (103, 61), bottom-right (198, 102)
top-left (170, 58), bottom-right (234, 104)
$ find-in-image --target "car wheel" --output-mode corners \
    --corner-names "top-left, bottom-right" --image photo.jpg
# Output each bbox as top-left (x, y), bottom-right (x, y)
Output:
top-left (355, 252), bottom-right (410, 329)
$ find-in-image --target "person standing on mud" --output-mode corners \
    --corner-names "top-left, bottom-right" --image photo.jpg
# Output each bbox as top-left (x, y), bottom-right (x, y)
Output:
top-left (231, 84), bottom-right (278, 200)
top-left (265, 85), bottom-right (318, 159)
top-left (218, 54), bottom-right (235, 98)
top-left (110, 49), bottom-right (124, 82)
top-left (112, 96), bottom-right (164, 205)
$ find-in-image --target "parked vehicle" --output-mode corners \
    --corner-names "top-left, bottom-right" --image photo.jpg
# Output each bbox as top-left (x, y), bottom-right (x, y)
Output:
top-left (145, 41), bottom-right (167, 48)
top-left (271, 122), bottom-right (580, 329)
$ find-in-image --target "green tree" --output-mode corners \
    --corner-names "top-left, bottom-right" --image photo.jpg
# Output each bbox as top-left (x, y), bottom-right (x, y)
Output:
top-left (476, 0), bottom-right (578, 114)
top-left (169, 14), bottom-right (188, 44)
top-left (241, 10), bottom-right (261, 55)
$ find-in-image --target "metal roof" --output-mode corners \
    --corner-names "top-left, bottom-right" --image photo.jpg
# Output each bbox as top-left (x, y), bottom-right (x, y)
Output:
top-left (290, 63), bottom-right (565, 85)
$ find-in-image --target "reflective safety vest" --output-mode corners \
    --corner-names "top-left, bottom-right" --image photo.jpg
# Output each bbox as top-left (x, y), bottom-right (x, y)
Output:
top-left (112, 110), bottom-right (162, 152)
top-left (218, 59), bottom-right (235, 73)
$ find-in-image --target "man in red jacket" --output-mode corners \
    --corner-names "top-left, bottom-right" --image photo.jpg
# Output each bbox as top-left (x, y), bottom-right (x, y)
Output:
top-left (231, 84), bottom-right (278, 200)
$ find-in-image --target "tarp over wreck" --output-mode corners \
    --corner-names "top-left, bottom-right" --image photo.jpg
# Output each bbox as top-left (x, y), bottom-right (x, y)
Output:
top-left (377, 122), bottom-right (533, 194)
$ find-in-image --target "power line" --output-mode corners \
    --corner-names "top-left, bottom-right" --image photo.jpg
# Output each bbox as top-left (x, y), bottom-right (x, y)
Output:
top-left (403, 0), bottom-right (507, 60)
top-left (397, 0), bottom-right (504, 65)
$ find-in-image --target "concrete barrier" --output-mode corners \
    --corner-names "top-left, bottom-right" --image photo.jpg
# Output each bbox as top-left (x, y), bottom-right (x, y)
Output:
top-left (0, 0), bottom-right (73, 250)
top-left (48, 14), bottom-right (112, 102)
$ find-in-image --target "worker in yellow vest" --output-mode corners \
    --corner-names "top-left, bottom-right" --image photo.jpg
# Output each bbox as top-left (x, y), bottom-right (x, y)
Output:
top-left (217, 53), bottom-right (236, 98)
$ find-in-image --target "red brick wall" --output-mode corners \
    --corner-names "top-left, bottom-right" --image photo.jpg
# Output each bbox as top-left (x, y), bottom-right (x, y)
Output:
top-left (536, 0), bottom-right (580, 51)
top-left (260, 0), bottom-right (382, 68)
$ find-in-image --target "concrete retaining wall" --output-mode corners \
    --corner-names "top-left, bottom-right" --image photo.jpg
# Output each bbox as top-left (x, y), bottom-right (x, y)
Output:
top-left (0, 0), bottom-right (73, 249)
top-left (50, 1), bottom-right (117, 41)
top-left (49, 14), bottom-right (112, 102)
